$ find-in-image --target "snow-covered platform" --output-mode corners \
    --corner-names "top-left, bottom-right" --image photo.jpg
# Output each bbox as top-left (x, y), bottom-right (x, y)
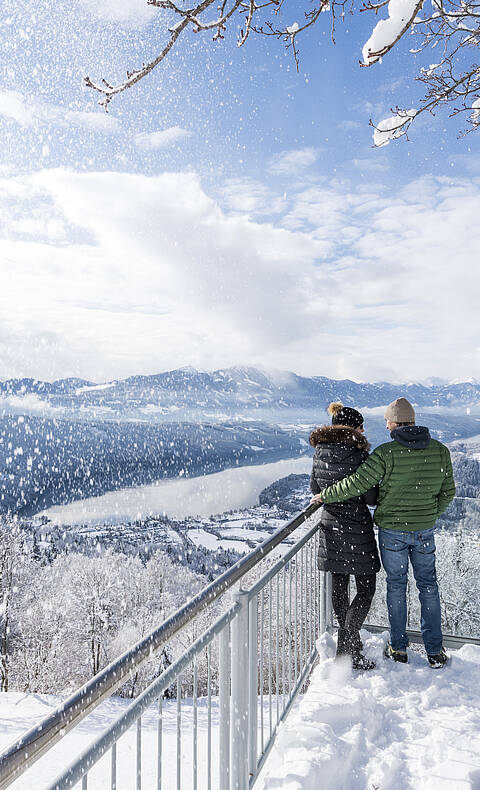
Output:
top-left (2, 633), bottom-right (480, 790)
top-left (257, 631), bottom-right (480, 790)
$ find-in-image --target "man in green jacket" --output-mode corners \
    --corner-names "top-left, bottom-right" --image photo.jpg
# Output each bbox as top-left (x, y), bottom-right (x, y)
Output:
top-left (311, 397), bottom-right (455, 667)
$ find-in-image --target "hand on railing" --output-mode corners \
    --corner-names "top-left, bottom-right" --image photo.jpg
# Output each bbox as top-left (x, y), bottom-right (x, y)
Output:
top-left (310, 495), bottom-right (323, 505)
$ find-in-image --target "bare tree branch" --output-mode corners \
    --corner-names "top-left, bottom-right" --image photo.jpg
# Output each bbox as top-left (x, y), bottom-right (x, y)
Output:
top-left (85, 0), bottom-right (241, 108)
top-left (83, 0), bottom-right (480, 141)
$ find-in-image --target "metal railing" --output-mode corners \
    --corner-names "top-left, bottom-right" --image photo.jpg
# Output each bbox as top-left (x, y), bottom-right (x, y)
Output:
top-left (0, 502), bottom-right (331, 790)
top-left (364, 623), bottom-right (480, 650)
top-left (3, 501), bottom-right (478, 790)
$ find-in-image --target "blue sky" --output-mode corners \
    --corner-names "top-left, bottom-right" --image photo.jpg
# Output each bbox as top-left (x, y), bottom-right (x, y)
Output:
top-left (0, 0), bottom-right (479, 383)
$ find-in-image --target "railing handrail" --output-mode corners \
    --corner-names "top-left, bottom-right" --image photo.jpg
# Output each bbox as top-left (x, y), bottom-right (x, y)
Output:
top-left (0, 501), bottom-right (321, 790)
top-left (365, 624), bottom-right (480, 649)
top-left (47, 603), bottom-right (242, 790)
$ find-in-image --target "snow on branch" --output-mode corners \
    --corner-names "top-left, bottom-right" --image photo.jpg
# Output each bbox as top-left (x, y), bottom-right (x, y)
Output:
top-left (84, 0), bottom-right (480, 141)
top-left (371, 64), bottom-right (480, 145)
top-left (370, 108), bottom-right (417, 145)
top-left (361, 0), bottom-right (425, 65)
top-left (361, 0), bottom-right (480, 142)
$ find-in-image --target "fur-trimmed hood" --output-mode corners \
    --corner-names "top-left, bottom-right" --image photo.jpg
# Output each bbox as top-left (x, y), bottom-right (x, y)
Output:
top-left (309, 424), bottom-right (370, 452)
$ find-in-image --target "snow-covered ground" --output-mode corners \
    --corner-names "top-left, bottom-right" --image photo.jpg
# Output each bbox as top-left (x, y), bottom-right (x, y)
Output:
top-left (257, 631), bottom-right (480, 790)
top-left (3, 633), bottom-right (480, 790)
top-left (187, 526), bottom-right (251, 554)
top-left (1, 693), bottom-right (224, 790)
top-left (187, 520), bottom-right (281, 554)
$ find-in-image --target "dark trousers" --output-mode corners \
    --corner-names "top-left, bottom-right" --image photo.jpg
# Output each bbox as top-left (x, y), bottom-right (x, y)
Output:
top-left (332, 573), bottom-right (376, 634)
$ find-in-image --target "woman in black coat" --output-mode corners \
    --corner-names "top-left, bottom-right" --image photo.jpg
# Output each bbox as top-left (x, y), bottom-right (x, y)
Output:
top-left (310, 401), bottom-right (380, 670)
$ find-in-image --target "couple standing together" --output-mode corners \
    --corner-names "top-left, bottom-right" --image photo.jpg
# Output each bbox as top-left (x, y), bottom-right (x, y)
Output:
top-left (309, 397), bottom-right (456, 671)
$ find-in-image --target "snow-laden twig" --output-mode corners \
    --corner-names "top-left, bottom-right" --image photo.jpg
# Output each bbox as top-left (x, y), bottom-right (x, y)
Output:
top-left (83, 0), bottom-right (480, 140)
top-left (362, 0), bottom-right (425, 65)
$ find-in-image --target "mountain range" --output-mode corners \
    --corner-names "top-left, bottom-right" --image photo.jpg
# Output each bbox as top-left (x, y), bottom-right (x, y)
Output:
top-left (1, 366), bottom-right (480, 420)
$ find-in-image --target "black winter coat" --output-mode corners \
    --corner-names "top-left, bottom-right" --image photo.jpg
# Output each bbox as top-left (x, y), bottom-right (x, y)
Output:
top-left (310, 425), bottom-right (380, 575)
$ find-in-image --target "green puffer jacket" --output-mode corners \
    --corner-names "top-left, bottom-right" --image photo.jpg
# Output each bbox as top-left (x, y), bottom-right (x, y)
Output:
top-left (318, 426), bottom-right (455, 531)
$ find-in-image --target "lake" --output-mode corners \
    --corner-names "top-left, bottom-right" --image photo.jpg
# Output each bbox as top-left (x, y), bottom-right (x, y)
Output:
top-left (39, 455), bottom-right (313, 526)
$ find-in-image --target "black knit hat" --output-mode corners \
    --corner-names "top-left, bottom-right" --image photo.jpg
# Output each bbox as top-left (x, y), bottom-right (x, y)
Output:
top-left (327, 401), bottom-right (364, 429)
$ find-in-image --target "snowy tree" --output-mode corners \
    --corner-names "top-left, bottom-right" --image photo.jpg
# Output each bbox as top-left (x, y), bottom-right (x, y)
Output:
top-left (113, 552), bottom-right (186, 698)
top-left (11, 559), bottom-right (70, 692)
top-left (84, 0), bottom-right (480, 141)
top-left (63, 552), bottom-right (134, 677)
top-left (4, 543), bottom-right (221, 697)
top-left (0, 520), bottom-right (29, 692)
top-left (436, 528), bottom-right (480, 636)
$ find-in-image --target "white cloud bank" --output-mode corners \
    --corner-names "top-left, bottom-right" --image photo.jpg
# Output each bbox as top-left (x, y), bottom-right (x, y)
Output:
top-left (79, 0), bottom-right (155, 24)
top-left (0, 91), bottom-right (34, 126)
top-left (0, 169), bottom-right (478, 383)
top-left (268, 147), bottom-right (319, 175)
top-left (135, 127), bottom-right (191, 150)
top-left (0, 91), bottom-right (119, 133)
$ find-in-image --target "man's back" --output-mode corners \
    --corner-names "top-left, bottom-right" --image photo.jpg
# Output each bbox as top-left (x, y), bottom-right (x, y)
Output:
top-left (372, 426), bottom-right (454, 531)
top-left (318, 425), bottom-right (455, 532)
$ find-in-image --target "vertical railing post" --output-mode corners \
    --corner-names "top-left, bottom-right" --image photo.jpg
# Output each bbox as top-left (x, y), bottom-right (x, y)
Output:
top-left (325, 572), bottom-right (333, 633)
top-left (248, 595), bottom-right (258, 779)
top-left (219, 625), bottom-right (230, 790)
top-left (230, 588), bottom-right (249, 790)
top-left (319, 571), bottom-right (326, 634)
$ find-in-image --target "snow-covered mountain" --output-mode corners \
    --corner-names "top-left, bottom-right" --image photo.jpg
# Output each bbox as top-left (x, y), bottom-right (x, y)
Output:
top-left (1, 366), bottom-right (480, 419)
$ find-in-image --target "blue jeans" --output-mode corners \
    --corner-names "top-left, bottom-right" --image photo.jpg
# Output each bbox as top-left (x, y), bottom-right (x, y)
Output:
top-left (378, 527), bottom-right (443, 655)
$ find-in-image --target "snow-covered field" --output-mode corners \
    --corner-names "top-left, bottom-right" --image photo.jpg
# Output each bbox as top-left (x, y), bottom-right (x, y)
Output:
top-left (1, 693), bottom-right (224, 790)
top-left (3, 633), bottom-right (480, 790)
top-left (37, 456), bottom-right (312, 525)
top-left (187, 526), bottom-right (251, 554)
top-left (257, 632), bottom-right (480, 790)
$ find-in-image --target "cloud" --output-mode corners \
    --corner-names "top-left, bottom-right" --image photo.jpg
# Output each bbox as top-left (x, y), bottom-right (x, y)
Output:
top-left (338, 120), bottom-right (362, 132)
top-left (79, 0), bottom-right (155, 24)
top-left (0, 394), bottom-right (55, 415)
top-left (268, 147), bottom-right (319, 176)
top-left (221, 178), bottom-right (287, 216)
top-left (0, 90), bottom-right (119, 133)
top-left (65, 110), bottom-right (119, 133)
top-left (134, 127), bottom-right (191, 150)
top-left (0, 169), bottom-right (322, 380)
top-left (352, 158), bottom-right (390, 173)
top-left (0, 91), bottom-right (34, 126)
top-left (0, 169), bottom-right (478, 383)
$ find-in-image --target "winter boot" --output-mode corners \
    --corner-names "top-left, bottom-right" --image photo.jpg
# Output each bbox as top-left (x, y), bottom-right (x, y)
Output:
top-left (348, 630), bottom-right (375, 670)
top-left (383, 643), bottom-right (408, 663)
top-left (427, 647), bottom-right (448, 668)
top-left (351, 649), bottom-right (376, 671)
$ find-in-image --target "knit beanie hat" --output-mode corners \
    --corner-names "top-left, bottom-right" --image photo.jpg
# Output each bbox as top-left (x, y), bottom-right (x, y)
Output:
top-left (327, 402), bottom-right (364, 429)
top-left (384, 397), bottom-right (415, 423)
